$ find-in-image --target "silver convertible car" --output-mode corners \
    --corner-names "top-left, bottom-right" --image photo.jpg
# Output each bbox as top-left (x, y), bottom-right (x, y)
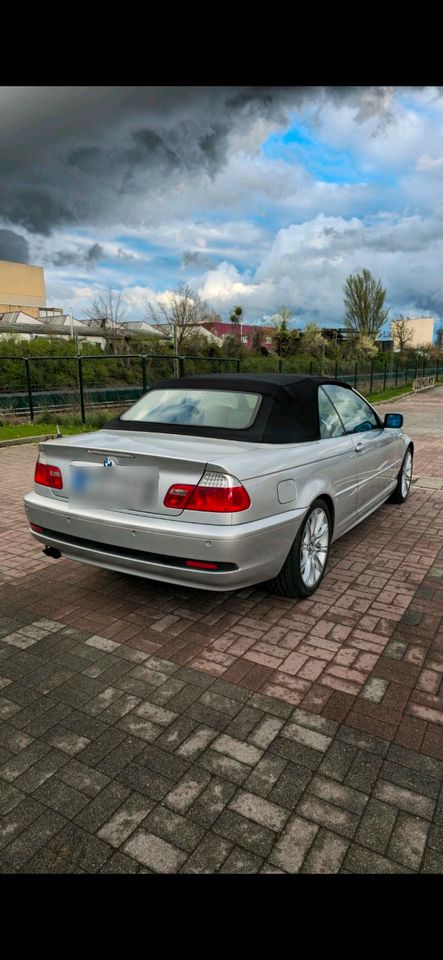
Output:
top-left (23, 374), bottom-right (413, 598)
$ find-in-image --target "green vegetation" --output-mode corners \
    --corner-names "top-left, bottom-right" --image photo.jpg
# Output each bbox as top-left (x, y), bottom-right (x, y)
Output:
top-left (0, 410), bottom-right (117, 441)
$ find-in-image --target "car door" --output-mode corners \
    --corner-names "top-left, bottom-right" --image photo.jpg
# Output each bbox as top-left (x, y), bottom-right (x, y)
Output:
top-left (317, 386), bottom-right (358, 537)
top-left (322, 384), bottom-right (397, 516)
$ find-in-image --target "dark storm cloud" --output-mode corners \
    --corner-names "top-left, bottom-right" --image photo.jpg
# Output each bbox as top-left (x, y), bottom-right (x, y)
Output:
top-left (0, 228), bottom-right (29, 263)
top-left (52, 242), bottom-right (104, 268)
top-left (182, 250), bottom-right (216, 269)
top-left (0, 86), bottom-right (404, 237)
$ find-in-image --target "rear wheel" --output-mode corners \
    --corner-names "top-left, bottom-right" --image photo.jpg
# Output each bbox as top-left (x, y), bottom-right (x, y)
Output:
top-left (270, 498), bottom-right (331, 598)
top-left (388, 447), bottom-right (413, 504)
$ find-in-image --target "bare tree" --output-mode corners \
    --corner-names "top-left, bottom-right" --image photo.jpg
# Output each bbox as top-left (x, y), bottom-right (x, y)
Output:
top-left (147, 283), bottom-right (206, 352)
top-left (344, 268), bottom-right (389, 340)
top-left (391, 315), bottom-right (414, 352)
top-left (83, 288), bottom-right (129, 333)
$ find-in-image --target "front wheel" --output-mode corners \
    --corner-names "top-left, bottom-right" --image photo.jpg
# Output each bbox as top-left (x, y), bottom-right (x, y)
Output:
top-left (388, 446), bottom-right (413, 504)
top-left (270, 498), bottom-right (331, 598)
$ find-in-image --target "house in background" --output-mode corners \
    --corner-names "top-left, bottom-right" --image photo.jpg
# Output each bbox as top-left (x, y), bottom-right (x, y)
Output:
top-left (197, 320), bottom-right (276, 351)
top-left (0, 260), bottom-right (46, 320)
top-left (391, 316), bottom-right (435, 351)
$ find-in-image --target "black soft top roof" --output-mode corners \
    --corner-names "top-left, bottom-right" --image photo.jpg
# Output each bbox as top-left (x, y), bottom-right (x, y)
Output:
top-left (107, 373), bottom-right (355, 444)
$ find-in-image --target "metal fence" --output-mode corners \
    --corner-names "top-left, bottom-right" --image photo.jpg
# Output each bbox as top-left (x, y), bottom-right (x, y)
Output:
top-left (0, 351), bottom-right (440, 423)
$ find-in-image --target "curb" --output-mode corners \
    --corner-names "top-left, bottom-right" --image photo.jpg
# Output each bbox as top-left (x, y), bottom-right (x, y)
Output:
top-left (0, 434), bottom-right (58, 448)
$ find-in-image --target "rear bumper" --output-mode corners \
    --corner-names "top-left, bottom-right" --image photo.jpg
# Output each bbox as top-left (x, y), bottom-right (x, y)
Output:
top-left (23, 491), bottom-right (306, 591)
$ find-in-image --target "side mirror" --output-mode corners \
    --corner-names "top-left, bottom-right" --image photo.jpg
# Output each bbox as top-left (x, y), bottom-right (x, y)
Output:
top-left (384, 413), bottom-right (403, 428)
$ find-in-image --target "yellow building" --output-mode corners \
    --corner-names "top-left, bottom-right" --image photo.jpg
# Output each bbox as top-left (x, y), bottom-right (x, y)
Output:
top-left (391, 316), bottom-right (434, 350)
top-left (0, 259), bottom-right (46, 319)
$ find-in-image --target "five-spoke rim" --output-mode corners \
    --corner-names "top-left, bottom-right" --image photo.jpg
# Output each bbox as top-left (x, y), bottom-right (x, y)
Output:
top-left (401, 450), bottom-right (413, 498)
top-left (300, 507), bottom-right (329, 588)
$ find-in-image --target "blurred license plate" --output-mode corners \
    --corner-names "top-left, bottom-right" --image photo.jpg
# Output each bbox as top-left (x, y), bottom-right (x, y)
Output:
top-left (70, 464), bottom-right (153, 510)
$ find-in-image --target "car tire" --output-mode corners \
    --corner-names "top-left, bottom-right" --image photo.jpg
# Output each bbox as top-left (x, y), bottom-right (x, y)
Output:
top-left (270, 497), bottom-right (331, 599)
top-left (388, 446), bottom-right (413, 504)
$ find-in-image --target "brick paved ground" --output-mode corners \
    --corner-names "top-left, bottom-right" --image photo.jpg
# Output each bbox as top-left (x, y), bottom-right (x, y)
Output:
top-left (1, 386), bottom-right (443, 873)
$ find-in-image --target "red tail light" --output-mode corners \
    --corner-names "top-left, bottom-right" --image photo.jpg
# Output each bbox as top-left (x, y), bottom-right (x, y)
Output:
top-left (164, 472), bottom-right (250, 513)
top-left (34, 456), bottom-right (63, 490)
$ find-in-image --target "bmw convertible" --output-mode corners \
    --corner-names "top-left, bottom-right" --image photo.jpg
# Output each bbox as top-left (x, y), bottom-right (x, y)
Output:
top-left (23, 373), bottom-right (413, 598)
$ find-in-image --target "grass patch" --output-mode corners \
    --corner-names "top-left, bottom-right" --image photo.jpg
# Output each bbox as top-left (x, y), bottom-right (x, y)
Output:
top-left (0, 409), bottom-right (120, 441)
top-left (362, 384), bottom-right (414, 404)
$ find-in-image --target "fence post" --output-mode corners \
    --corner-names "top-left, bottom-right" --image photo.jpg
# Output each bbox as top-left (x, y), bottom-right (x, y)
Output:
top-left (24, 357), bottom-right (34, 423)
top-left (141, 355), bottom-right (147, 393)
top-left (369, 359), bottom-right (374, 395)
top-left (422, 356), bottom-right (426, 377)
top-left (309, 360), bottom-right (313, 375)
top-left (354, 362), bottom-right (357, 389)
top-left (395, 359), bottom-right (399, 386)
top-left (334, 357), bottom-right (338, 379)
top-left (77, 355), bottom-right (86, 424)
top-left (278, 357), bottom-right (282, 373)
top-left (178, 356), bottom-right (184, 378)
top-left (405, 359), bottom-right (409, 382)
top-left (383, 363), bottom-right (387, 392)
top-left (437, 358), bottom-right (440, 383)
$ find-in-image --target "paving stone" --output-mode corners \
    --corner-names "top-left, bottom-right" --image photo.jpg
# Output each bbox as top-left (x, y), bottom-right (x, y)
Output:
top-left (387, 812), bottom-right (429, 870)
top-left (134, 701), bottom-right (179, 727)
top-left (138, 744), bottom-right (190, 782)
top-left (387, 744), bottom-right (443, 781)
top-left (176, 726), bottom-right (218, 760)
top-left (229, 790), bottom-right (289, 831)
top-left (42, 823), bottom-right (114, 872)
top-left (345, 750), bottom-right (383, 794)
top-left (95, 737), bottom-right (148, 781)
top-left (147, 678), bottom-right (186, 706)
top-left (319, 740), bottom-right (357, 783)
top-left (220, 846), bottom-right (262, 873)
top-left (74, 782), bottom-right (131, 832)
top-left (187, 777), bottom-right (237, 828)
top-left (0, 741), bottom-right (52, 783)
top-left (0, 796), bottom-right (46, 850)
top-left (360, 678), bottom-right (389, 703)
top-left (280, 722), bottom-right (332, 753)
top-left (212, 734), bottom-right (262, 767)
top-left (296, 795), bottom-right (359, 839)
top-left (98, 792), bottom-right (153, 847)
top-left (186, 702), bottom-right (231, 731)
top-left (165, 769), bottom-right (212, 814)
top-left (245, 755), bottom-right (288, 799)
top-left (308, 775), bottom-right (368, 816)
top-left (270, 736), bottom-right (323, 771)
top-left (213, 809), bottom-right (275, 857)
top-left (291, 708), bottom-right (338, 738)
top-left (225, 706), bottom-right (264, 740)
top-left (123, 830), bottom-right (187, 873)
top-left (77, 728), bottom-right (127, 766)
top-left (154, 716), bottom-right (199, 754)
top-left (374, 780), bottom-right (435, 820)
top-left (269, 762), bottom-right (312, 810)
top-left (181, 833), bottom-right (232, 873)
top-left (197, 748), bottom-right (252, 785)
top-left (269, 815), bottom-right (318, 873)
top-left (428, 824), bottom-right (443, 853)
top-left (344, 844), bottom-right (410, 874)
top-left (421, 848), bottom-right (443, 873)
top-left (248, 716), bottom-right (284, 750)
top-left (56, 759), bottom-right (110, 798)
top-left (117, 763), bottom-right (171, 801)
top-left (33, 778), bottom-right (89, 818)
top-left (301, 828), bottom-right (349, 874)
top-left (174, 667), bottom-right (214, 689)
top-left (57, 711), bottom-right (108, 741)
top-left (14, 749), bottom-right (69, 793)
top-left (381, 759), bottom-right (440, 801)
top-left (0, 724), bottom-right (34, 754)
top-left (248, 693), bottom-right (293, 719)
top-left (336, 727), bottom-right (389, 758)
top-left (199, 690), bottom-right (242, 718)
top-left (1, 810), bottom-right (67, 870)
top-left (100, 851), bottom-right (140, 873)
top-left (143, 805), bottom-right (205, 853)
top-left (355, 798), bottom-right (398, 855)
top-left (42, 727), bottom-right (90, 757)
top-left (0, 782), bottom-right (24, 817)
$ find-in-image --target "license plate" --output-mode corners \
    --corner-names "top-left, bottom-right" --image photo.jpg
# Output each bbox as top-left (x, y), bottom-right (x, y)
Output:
top-left (70, 464), bottom-right (154, 511)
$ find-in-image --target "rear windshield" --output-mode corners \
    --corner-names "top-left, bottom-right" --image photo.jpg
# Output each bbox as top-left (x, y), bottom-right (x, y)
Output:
top-left (120, 389), bottom-right (261, 429)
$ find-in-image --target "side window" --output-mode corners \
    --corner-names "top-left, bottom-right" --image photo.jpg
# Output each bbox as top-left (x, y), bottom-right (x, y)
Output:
top-left (318, 387), bottom-right (345, 439)
top-left (323, 385), bottom-right (379, 434)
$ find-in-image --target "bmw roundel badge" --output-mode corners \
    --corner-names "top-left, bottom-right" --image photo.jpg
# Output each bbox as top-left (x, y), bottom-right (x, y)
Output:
top-left (103, 457), bottom-right (113, 468)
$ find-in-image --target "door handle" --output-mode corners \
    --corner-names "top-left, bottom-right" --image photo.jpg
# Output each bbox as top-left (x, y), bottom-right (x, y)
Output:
top-left (354, 441), bottom-right (365, 452)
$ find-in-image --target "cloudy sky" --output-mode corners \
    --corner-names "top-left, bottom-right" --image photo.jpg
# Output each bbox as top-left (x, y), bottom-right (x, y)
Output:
top-left (1, 85), bottom-right (443, 334)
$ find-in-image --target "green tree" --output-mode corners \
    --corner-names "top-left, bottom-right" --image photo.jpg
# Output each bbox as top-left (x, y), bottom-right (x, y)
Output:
top-left (271, 306), bottom-right (294, 357)
top-left (343, 268), bottom-right (389, 339)
top-left (301, 323), bottom-right (329, 358)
